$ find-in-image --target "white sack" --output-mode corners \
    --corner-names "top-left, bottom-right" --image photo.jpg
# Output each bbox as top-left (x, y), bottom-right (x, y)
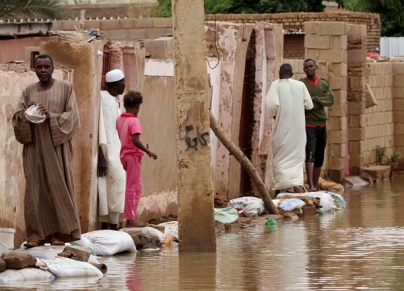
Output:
top-left (39, 257), bottom-right (102, 278)
top-left (278, 199), bottom-right (306, 211)
top-left (158, 221), bottom-right (178, 242)
top-left (0, 268), bottom-right (55, 283)
top-left (228, 197), bottom-right (265, 216)
top-left (82, 230), bottom-right (136, 256)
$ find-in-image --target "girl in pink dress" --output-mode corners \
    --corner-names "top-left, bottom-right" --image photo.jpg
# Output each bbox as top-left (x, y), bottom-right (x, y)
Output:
top-left (116, 91), bottom-right (157, 227)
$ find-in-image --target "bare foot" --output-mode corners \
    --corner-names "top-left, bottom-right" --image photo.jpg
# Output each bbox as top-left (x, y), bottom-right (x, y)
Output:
top-left (309, 188), bottom-right (317, 192)
top-left (126, 220), bottom-right (147, 228)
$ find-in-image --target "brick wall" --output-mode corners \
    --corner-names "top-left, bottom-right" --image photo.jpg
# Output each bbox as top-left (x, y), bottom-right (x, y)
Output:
top-left (347, 24), bottom-right (367, 175)
top-left (206, 12), bottom-right (380, 53)
top-left (284, 35), bottom-right (305, 59)
top-left (365, 62), bottom-right (394, 165)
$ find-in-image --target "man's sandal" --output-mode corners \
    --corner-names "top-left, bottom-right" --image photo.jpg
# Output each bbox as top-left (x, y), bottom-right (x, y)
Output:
top-left (24, 239), bottom-right (44, 248)
top-left (50, 239), bottom-right (65, 246)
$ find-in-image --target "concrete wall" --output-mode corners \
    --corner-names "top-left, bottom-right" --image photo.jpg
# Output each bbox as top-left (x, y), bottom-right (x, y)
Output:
top-left (0, 69), bottom-right (71, 246)
top-left (304, 21), bottom-right (349, 182)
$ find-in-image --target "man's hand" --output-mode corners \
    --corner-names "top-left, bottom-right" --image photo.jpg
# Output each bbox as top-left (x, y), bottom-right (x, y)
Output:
top-left (37, 103), bottom-right (50, 119)
top-left (97, 146), bottom-right (107, 177)
top-left (322, 92), bottom-right (330, 97)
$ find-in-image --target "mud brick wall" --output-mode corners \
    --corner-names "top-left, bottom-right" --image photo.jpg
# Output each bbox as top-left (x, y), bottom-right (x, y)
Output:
top-left (366, 62), bottom-right (394, 165)
top-left (52, 18), bottom-right (172, 40)
top-left (206, 12), bottom-right (380, 53)
top-left (347, 25), bottom-right (367, 175)
top-left (284, 35), bottom-right (305, 59)
top-left (304, 21), bottom-right (348, 182)
top-left (393, 63), bottom-right (404, 169)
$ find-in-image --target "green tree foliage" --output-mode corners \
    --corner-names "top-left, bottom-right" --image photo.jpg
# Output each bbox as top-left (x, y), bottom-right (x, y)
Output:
top-left (343, 0), bottom-right (404, 36)
top-left (0, 0), bottom-right (68, 19)
top-left (149, 0), bottom-right (325, 18)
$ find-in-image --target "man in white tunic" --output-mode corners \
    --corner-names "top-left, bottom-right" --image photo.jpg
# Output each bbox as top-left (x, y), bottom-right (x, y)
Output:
top-left (97, 69), bottom-right (126, 230)
top-left (266, 64), bottom-right (313, 193)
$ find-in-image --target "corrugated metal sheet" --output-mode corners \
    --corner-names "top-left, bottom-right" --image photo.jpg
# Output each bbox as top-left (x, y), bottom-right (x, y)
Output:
top-left (0, 19), bottom-right (53, 37)
top-left (380, 37), bottom-right (404, 57)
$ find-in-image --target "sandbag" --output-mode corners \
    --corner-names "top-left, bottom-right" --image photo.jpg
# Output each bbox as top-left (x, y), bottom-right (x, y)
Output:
top-left (278, 199), bottom-right (306, 211)
top-left (0, 268), bottom-right (55, 282)
top-left (82, 230), bottom-right (136, 256)
top-left (228, 197), bottom-right (265, 216)
top-left (158, 221), bottom-right (179, 242)
top-left (38, 257), bottom-right (102, 278)
top-left (14, 245), bottom-right (99, 265)
top-left (138, 227), bottom-right (165, 243)
top-left (71, 237), bottom-right (96, 256)
top-left (214, 207), bottom-right (239, 224)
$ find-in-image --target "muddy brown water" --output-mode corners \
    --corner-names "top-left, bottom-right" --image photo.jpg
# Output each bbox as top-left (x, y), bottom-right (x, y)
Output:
top-left (2, 177), bottom-right (404, 290)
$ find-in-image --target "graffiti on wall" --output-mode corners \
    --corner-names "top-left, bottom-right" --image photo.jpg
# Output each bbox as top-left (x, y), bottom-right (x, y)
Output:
top-left (179, 124), bottom-right (209, 151)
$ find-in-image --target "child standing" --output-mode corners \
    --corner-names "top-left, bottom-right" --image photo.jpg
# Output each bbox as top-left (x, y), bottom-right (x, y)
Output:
top-left (116, 91), bottom-right (157, 228)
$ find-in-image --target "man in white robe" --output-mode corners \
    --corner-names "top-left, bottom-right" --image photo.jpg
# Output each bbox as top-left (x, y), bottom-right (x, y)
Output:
top-left (97, 69), bottom-right (126, 230)
top-left (266, 64), bottom-right (313, 192)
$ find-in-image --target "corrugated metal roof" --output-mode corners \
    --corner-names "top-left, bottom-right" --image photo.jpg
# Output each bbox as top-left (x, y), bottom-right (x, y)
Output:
top-left (283, 29), bottom-right (305, 35)
top-left (380, 37), bottom-right (404, 58)
top-left (0, 19), bottom-right (53, 37)
top-left (0, 19), bottom-right (52, 24)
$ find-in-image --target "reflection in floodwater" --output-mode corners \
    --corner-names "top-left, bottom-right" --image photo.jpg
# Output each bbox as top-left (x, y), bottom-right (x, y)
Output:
top-left (2, 178), bottom-right (404, 290)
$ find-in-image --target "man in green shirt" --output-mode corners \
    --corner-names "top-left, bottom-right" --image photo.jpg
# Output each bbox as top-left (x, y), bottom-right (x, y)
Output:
top-left (300, 59), bottom-right (335, 191)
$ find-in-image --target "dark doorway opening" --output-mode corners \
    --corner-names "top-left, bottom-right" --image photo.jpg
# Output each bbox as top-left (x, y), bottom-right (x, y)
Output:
top-left (239, 30), bottom-right (256, 196)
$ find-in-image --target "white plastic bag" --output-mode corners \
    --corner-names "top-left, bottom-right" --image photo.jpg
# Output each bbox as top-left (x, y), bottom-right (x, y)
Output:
top-left (278, 199), bottom-right (306, 211)
top-left (38, 257), bottom-right (102, 278)
top-left (0, 268), bottom-right (55, 282)
top-left (228, 196), bottom-right (265, 216)
top-left (82, 230), bottom-right (136, 256)
top-left (24, 105), bottom-right (46, 123)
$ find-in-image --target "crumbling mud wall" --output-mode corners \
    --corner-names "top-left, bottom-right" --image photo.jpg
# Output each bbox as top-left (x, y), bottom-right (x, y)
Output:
top-left (40, 41), bottom-right (104, 234)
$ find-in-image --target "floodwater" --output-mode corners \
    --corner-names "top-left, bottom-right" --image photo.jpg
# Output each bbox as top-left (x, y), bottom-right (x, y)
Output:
top-left (2, 177), bottom-right (404, 290)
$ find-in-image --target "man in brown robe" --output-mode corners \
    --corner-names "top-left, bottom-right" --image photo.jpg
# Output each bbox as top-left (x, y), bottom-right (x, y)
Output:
top-left (12, 54), bottom-right (81, 248)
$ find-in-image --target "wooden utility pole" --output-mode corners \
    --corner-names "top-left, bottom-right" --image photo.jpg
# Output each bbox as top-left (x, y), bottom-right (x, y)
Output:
top-left (172, 0), bottom-right (216, 252)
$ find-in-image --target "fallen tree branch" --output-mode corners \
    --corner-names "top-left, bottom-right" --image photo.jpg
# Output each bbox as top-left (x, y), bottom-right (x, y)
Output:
top-left (210, 111), bottom-right (278, 214)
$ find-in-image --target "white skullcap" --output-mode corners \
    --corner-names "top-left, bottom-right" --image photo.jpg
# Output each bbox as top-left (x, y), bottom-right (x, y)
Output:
top-left (105, 69), bottom-right (124, 83)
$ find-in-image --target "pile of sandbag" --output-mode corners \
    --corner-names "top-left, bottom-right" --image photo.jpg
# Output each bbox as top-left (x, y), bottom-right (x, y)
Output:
top-left (275, 190), bottom-right (346, 214)
top-left (0, 244), bottom-right (105, 283)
